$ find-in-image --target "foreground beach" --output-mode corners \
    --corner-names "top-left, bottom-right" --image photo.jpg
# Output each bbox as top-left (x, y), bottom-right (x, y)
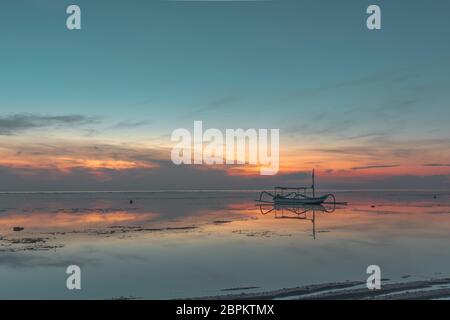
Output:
top-left (0, 190), bottom-right (449, 299)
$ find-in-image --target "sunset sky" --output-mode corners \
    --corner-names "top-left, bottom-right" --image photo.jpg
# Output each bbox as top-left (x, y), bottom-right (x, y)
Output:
top-left (0, 0), bottom-right (449, 191)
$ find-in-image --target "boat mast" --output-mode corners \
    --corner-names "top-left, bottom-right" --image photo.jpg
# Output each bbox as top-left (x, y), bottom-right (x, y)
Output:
top-left (312, 169), bottom-right (315, 197)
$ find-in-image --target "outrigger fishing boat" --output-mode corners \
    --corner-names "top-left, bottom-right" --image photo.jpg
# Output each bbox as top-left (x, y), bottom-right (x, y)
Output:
top-left (256, 169), bottom-right (336, 205)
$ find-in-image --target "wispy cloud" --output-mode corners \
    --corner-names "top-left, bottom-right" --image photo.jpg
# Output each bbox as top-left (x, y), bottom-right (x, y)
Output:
top-left (111, 120), bottom-right (151, 129)
top-left (0, 114), bottom-right (98, 135)
top-left (351, 165), bottom-right (400, 171)
top-left (184, 96), bottom-right (240, 118)
top-left (282, 60), bottom-right (447, 103)
top-left (423, 163), bottom-right (450, 167)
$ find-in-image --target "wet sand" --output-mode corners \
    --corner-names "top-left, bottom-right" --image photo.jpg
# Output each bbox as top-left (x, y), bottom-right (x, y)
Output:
top-left (190, 278), bottom-right (450, 300)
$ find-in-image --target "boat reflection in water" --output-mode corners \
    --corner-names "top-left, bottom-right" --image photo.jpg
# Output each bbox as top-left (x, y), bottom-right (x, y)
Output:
top-left (257, 203), bottom-right (336, 240)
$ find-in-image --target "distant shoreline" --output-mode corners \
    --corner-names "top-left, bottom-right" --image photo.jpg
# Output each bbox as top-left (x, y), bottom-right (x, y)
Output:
top-left (0, 189), bottom-right (449, 195)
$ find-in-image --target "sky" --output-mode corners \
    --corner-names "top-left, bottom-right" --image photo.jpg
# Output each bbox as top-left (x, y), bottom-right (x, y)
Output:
top-left (0, 0), bottom-right (449, 191)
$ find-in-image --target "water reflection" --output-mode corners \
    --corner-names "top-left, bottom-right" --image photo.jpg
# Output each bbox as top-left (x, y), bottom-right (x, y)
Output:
top-left (1, 191), bottom-right (450, 299)
top-left (257, 203), bottom-right (336, 239)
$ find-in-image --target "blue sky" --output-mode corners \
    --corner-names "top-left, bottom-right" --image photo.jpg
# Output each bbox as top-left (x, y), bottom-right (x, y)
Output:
top-left (0, 0), bottom-right (449, 190)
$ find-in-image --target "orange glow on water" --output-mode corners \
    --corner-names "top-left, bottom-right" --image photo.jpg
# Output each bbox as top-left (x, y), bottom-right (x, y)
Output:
top-left (0, 211), bottom-right (157, 230)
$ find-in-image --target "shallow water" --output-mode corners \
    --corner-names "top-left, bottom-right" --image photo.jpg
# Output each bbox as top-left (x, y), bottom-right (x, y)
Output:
top-left (0, 190), bottom-right (449, 299)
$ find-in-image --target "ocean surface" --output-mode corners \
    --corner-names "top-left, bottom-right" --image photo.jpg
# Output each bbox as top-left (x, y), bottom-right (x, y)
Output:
top-left (0, 190), bottom-right (449, 299)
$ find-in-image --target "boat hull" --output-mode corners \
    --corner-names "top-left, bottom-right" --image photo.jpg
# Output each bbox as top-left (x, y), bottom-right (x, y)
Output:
top-left (273, 195), bottom-right (328, 205)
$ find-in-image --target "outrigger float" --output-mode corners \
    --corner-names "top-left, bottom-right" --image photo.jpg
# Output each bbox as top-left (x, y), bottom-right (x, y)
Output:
top-left (256, 169), bottom-right (337, 205)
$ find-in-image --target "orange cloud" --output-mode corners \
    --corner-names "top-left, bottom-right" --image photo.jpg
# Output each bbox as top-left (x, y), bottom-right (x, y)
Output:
top-left (0, 138), bottom-right (164, 177)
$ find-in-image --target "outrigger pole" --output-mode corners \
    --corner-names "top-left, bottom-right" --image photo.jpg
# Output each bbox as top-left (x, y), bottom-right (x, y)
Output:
top-left (312, 169), bottom-right (315, 198)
